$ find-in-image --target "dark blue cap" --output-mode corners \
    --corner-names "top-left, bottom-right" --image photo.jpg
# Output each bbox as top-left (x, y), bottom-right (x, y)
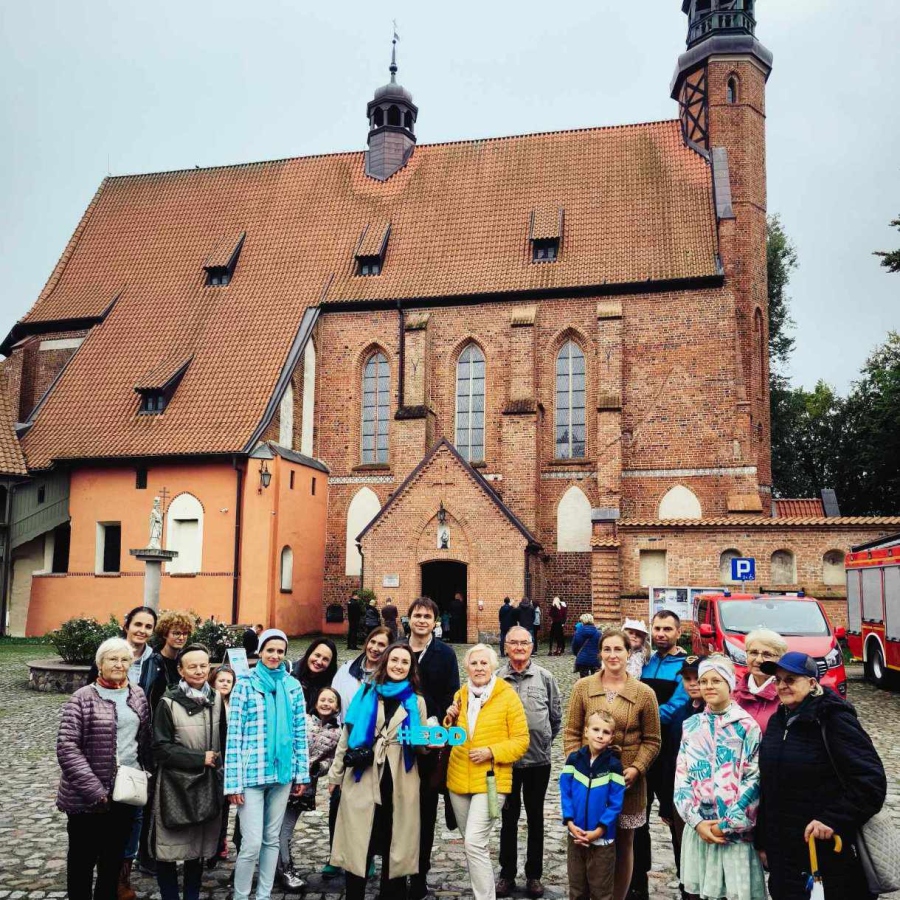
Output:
top-left (759, 651), bottom-right (819, 679)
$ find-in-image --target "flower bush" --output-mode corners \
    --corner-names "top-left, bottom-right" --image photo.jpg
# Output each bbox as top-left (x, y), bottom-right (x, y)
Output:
top-left (189, 617), bottom-right (242, 663)
top-left (49, 616), bottom-right (122, 665)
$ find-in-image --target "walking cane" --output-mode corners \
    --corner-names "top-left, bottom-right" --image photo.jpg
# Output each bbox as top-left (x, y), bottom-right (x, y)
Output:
top-left (806, 833), bottom-right (843, 899)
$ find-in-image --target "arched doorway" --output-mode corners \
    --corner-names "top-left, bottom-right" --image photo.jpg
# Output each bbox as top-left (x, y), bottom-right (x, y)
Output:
top-left (421, 560), bottom-right (467, 641)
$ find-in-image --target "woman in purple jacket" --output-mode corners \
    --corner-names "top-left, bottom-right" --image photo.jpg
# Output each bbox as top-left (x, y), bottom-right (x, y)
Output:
top-left (57, 637), bottom-right (153, 900)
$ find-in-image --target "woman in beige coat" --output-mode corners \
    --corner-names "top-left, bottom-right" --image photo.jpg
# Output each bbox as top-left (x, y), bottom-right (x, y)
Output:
top-left (329, 643), bottom-right (428, 900)
top-left (564, 627), bottom-right (661, 900)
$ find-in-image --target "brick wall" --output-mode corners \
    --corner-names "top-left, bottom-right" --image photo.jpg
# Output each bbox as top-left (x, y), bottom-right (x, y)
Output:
top-left (545, 551), bottom-right (591, 630)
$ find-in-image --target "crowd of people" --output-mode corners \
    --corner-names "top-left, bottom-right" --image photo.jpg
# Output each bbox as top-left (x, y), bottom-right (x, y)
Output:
top-left (56, 600), bottom-right (888, 900)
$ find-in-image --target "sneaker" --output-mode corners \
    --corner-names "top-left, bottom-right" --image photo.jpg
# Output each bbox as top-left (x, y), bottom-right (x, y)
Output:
top-left (278, 867), bottom-right (307, 891)
top-left (525, 878), bottom-right (545, 898)
top-left (321, 864), bottom-right (342, 879)
top-left (496, 877), bottom-right (516, 897)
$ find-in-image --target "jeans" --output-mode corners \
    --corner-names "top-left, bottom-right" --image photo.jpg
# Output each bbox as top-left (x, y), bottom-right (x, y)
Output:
top-left (66, 802), bottom-right (135, 900)
top-left (234, 782), bottom-right (293, 900)
top-left (124, 804), bottom-right (143, 860)
top-left (499, 764), bottom-right (551, 880)
top-left (156, 859), bottom-right (202, 900)
top-left (449, 791), bottom-right (507, 900)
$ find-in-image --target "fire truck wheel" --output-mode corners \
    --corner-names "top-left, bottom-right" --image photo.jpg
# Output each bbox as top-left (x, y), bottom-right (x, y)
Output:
top-left (865, 642), bottom-right (892, 689)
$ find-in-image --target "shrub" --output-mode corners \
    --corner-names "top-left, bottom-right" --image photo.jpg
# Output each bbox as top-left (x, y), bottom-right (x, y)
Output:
top-left (189, 618), bottom-right (242, 663)
top-left (49, 616), bottom-right (122, 665)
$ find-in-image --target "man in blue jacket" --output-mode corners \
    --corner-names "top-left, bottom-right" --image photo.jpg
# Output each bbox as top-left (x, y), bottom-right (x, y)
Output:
top-left (630, 610), bottom-right (688, 900)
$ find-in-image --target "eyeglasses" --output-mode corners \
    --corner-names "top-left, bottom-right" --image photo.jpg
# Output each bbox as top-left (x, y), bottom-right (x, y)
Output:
top-left (747, 650), bottom-right (779, 660)
top-left (170, 631), bottom-right (190, 638)
top-left (506, 640), bottom-right (532, 647)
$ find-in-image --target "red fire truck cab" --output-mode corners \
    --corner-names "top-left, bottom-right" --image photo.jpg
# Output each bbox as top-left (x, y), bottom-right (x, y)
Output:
top-left (846, 533), bottom-right (900, 688)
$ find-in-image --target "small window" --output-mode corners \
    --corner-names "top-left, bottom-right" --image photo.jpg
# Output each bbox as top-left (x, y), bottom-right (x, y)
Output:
top-left (37, 486), bottom-right (46, 504)
top-left (387, 105), bottom-right (401, 126)
top-left (136, 467), bottom-right (148, 490)
top-left (532, 238), bottom-right (559, 262)
top-left (374, 107), bottom-right (384, 127)
top-left (311, 476), bottom-right (317, 496)
top-left (404, 110), bottom-right (413, 130)
top-left (289, 470), bottom-right (295, 490)
top-left (205, 267), bottom-right (231, 287)
top-left (726, 76), bottom-right (739, 105)
top-left (280, 546), bottom-right (294, 592)
top-left (52, 522), bottom-right (71, 574)
top-left (98, 522), bottom-right (122, 574)
top-left (358, 257), bottom-right (382, 276)
top-left (140, 391), bottom-right (167, 414)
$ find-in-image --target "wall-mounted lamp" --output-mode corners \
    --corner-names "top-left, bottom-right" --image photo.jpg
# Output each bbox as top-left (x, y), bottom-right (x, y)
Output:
top-left (437, 501), bottom-right (447, 525)
top-left (258, 460), bottom-right (272, 493)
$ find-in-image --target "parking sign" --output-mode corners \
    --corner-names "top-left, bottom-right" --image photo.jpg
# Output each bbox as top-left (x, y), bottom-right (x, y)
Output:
top-left (731, 557), bottom-right (756, 581)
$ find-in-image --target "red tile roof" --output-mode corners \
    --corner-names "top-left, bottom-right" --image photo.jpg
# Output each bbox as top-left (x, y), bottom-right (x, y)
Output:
top-left (620, 517), bottom-right (900, 528)
top-left (0, 367), bottom-right (27, 476)
top-left (530, 206), bottom-right (562, 241)
top-left (15, 120), bottom-right (717, 468)
top-left (773, 498), bottom-right (826, 517)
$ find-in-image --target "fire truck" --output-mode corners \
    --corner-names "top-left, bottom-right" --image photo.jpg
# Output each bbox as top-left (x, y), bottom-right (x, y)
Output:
top-left (846, 532), bottom-right (900, 687)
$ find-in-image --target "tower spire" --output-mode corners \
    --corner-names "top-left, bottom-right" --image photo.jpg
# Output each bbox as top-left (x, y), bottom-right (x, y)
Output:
top-left (390, 21), bottom-right (399, 83)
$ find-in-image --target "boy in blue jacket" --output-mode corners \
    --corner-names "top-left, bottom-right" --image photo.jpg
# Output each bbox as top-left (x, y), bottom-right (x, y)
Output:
top-left (560, 710), bottom-right (626, 900)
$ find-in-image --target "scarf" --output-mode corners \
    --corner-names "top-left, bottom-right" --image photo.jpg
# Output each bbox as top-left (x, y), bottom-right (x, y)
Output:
top-left (747, 674), bottom-right (775, 695)
top-left (251, 661), bottom-right (295, 784)
top-left (466, 674), bottom-right (497, 739)
top-left (345, 679), bottom-right (421, 778)
top-left (179, 679), bottom-right (212, 701)
top-left (97, 676), bottom-right (127, 690)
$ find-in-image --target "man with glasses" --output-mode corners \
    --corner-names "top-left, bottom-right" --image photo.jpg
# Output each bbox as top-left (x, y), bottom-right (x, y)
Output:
top-left (496, 626), bottom-right (562, 899)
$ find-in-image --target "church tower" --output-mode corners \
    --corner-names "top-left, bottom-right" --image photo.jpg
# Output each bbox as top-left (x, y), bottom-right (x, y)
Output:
top-left (671, 0), bottom-right (775, 497)
top-left (365, 38), bottom-right (418, 181)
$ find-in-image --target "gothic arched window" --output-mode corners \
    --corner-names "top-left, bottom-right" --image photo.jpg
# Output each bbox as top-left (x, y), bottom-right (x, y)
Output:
top-left (555, 341), bottom-right (586, 459)
top-left (455, 344), bottom-right (485, 462)
top-left (361, 351), bottom-right (390, 464)
top-left (374, 108), bottom-right (384, 127)
top-left (727, 75), bottom-right (739, 104)
top-left (387, 105), bottom-right (401, 126)
top-left (404, 111), bottom-right (413, 130)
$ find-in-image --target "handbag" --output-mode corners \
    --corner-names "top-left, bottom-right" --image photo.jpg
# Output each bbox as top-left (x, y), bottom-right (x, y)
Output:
top-left (343, 746), bottom-right (375, 771)
top-left (112, 763), bottom-right (148, 807)
top-left (159, 700), bottom-right (224, 828)
top-left (820, 721), bottom-right (900, 893)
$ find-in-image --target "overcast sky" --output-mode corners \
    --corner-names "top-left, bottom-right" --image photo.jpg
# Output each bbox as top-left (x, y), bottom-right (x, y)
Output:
top-left (1, 0), bottom-right (897, 392)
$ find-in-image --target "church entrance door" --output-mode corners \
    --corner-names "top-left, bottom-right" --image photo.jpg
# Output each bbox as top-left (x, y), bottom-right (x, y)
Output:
top-left (420, 560), bottom-right (467, 641)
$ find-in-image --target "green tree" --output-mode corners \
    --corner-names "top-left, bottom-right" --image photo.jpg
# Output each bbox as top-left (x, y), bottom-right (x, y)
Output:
top-left (874, 215), bottom-right (900, 273)
top-left (836, 332), bottom-right (900, 515)
top-left (766, 215), bottom-right (798, 370)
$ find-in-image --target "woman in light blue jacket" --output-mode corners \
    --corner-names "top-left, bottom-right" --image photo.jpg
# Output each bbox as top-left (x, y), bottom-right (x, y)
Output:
top-left (224, 630), bottom-right (309, 900)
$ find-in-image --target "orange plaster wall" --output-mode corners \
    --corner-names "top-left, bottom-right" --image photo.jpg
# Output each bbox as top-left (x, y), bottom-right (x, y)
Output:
top-left (26, 461), bottom-right (239, 635)
top-left (237, 456), bottom-right (328, 635)
top-left (271, 459), bottom-right (328, 635)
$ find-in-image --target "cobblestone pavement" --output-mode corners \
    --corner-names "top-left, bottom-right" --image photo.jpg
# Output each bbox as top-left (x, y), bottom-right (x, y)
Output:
top-left (2, 640), bottom-right (899, 899)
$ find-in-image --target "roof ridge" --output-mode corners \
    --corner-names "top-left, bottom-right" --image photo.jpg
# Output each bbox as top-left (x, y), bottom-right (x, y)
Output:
top-left (104, 118), bottom-right (685, 182)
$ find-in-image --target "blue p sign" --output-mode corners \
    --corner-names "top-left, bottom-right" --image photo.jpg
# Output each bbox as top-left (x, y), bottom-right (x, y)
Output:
top-left (731, 557), bottom-right (756, 582)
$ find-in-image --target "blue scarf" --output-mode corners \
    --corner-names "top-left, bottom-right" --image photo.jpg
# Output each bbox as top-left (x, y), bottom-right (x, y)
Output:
top-left (345, 680), bottom-right (421, 778)
top-left (252, 661), bottom-right (295, 785)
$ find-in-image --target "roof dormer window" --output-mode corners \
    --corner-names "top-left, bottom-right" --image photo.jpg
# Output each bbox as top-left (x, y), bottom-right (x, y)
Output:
top-left (204, 231), bottom-right (245, 287)
top-left (355, 222), bottom-right (391, 277)
top-left (135, 356), bottom-right (192, 416)
top-left (532, 239), bottom-right (559, 262)
top-left (530, 206), bottom-right (563, 264)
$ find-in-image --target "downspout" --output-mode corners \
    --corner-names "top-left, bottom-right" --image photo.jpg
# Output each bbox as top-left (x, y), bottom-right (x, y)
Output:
top-left (357, 541), bottom-right (365, 593)
top-left (231, 458), bottom-right (245, 624)
top-left (397, 300), bottom-right (405, 409)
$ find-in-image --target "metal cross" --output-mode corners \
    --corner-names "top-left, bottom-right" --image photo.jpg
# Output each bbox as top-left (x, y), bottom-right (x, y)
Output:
top-left (157, 487), bottom-right (171, 515)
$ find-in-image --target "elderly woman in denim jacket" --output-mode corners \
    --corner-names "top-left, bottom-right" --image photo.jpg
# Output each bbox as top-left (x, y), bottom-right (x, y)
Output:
top-left (57, 637), bottom-right (153, 900)
top-left (224, 629), bottom-right (310, 900)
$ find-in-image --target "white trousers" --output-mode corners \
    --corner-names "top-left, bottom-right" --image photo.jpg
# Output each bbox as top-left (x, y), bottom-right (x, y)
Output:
top-left (449, 791), bottom-right (508, 900)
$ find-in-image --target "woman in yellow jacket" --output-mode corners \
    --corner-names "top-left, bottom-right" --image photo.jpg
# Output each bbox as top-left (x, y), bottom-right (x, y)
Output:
top-left (446, 643), bottom-right (530, 900)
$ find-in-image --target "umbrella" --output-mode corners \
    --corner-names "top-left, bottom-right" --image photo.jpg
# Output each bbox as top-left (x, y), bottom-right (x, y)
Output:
top-left (807, 833), bottom-right (843, 899)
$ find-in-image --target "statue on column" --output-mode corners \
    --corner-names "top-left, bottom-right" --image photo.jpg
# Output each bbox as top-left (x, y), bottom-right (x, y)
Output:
top-left (148, 497), bottom-right (163, 549)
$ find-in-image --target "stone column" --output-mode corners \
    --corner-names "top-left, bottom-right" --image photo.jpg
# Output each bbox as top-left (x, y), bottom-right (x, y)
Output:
top-left (128, 548), bottom-right (178, 611)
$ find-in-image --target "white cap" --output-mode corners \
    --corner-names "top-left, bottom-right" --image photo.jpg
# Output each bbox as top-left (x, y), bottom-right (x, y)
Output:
top-left (623, 618), bottom-right (649, 635)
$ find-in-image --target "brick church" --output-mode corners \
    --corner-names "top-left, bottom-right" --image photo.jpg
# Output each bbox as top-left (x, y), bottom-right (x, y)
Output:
top-left (2, 1), bottom-right (898, 637)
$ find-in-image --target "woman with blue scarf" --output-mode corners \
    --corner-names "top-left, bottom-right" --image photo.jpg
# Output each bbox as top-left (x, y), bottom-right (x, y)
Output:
top-left (224, 630), bottom-right (309, 900)
top-left (329, 643), bottom-right (429, 900)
